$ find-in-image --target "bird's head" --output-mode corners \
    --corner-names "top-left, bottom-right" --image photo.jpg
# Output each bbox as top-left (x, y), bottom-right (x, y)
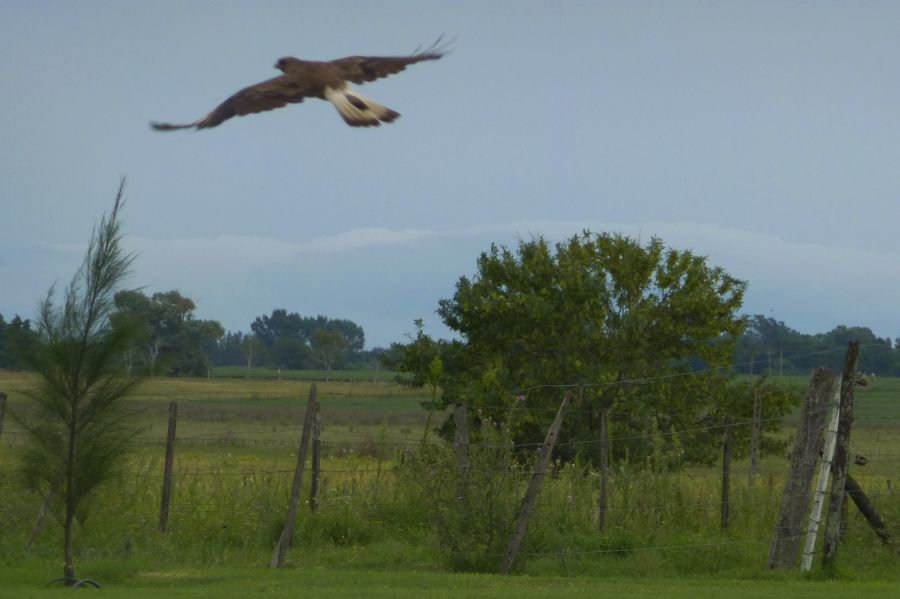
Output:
top-left (274, 57), bottom-right (301, 72)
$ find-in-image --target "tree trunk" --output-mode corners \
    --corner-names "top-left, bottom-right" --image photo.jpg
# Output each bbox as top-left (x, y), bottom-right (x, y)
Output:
top-left (63, 500), bottom-right (76, 584)
top-left (64, 400), bottom-right (78, 585)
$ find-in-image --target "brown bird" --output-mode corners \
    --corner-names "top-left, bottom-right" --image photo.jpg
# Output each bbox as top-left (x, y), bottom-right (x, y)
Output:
top-left (151, 40), bottom-right (447, 131)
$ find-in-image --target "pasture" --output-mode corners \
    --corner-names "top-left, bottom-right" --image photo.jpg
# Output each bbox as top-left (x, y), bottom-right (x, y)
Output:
top-left (1, 370), bottom-right (898, 596)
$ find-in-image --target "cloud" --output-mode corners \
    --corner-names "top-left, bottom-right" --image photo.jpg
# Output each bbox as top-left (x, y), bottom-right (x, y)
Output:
top-left (14, 220), bottom-right (896, 346)
top-left (300, 227), bottom-right (436, 253)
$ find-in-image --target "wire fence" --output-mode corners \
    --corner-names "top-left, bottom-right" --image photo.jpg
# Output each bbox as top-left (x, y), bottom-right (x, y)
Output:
top-left (1, 361), bottom-right (898, 571)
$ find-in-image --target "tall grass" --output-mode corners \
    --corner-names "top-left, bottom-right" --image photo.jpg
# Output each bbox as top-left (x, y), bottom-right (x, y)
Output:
top-left (1, 371), bottom-right (898, 581)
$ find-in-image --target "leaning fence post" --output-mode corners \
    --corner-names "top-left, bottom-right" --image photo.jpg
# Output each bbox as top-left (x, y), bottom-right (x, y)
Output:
top-left (309, 404), bottom-right (322, 513)
top-left (844, 473), bottom-right (896, 549)
top-left (721, 415), bottom-right (733, 531)
top-left (453, 403), bottom-right (470, 499)
top-left (748, 390), bottom-right (762, 484)
top-left (159, 401), bottom-right (177, 533)
top-left (25, 492), bottom-right (52, 551)
top-left (597, 406), bottom-right (610, 531)
top-left (801, 366), bottom-right (846, 571)
top-left (768, 368), bottom-right (833, 569)
top-left (271, 384), bottom-right (318, 568)
top-left (822, 340), bottom-right (860, 567)
top-left (501, 392), bottom-right (571, 575)
top-left (0, 392), bottom-right (6, 446)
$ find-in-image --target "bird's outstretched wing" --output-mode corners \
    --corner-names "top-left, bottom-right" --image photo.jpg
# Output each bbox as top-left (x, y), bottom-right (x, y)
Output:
top-left (151, 75), bottom-right (317, 131)
top-left (330, 38), bottom-right (449, 85)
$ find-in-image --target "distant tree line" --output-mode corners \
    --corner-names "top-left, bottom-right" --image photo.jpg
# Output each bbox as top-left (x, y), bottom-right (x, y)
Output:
top-left (0, 292), bottom-right (381, 375)
top-left (2, 302), bottom-right (897, 376)
top-left (733, 315), bottom-right (896, 376)
top-left (215, 308), bottom-right (385, 373)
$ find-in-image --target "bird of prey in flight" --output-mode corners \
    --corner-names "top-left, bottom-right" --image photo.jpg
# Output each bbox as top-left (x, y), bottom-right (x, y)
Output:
top-left (151, 40), bottom-right (447, 130)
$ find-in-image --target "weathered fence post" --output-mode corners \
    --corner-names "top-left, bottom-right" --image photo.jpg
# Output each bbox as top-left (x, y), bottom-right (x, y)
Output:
top-left (453, 403), bottom-right (470, 499)
top-left (748, 390), bottom-right (762, 484)
top-left (844, 474), bottom-right (896, 549)
top-left (501, 392), bottom-right (571, 575)
top-left (768, 368), bottom-right (833, 569)
top-left (271, 384), bottom-right (318, 568)
top-left (597, 406), bottom-right (610, 531)
top-left (721, 415), bottom-right (733, 531)
top-left (159, 401), bottom-right (177, 533)
top-left (309, 404), bottom-right (321, 513)
top-left (0, 391), bottom-right (6, 446)
top-left (801, 356), bottom-right (851, 570)
top-left (25, 493), bottom-right (52, 551)
top-left (822, 341), bottom-right (861, 567)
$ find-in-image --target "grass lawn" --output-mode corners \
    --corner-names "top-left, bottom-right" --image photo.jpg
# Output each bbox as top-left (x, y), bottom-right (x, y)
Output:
top-left (3, 565), bottom-right (899, 599)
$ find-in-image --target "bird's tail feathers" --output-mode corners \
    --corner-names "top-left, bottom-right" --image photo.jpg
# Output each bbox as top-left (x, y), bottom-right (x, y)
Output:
top-left (325, 87), bottom-right (400, 127)
top-left (150, 121), bottom-right (197, 132)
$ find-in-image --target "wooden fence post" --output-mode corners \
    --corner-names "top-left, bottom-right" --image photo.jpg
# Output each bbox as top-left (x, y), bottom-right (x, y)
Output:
top-left (26, 492), bottom-right (52, 551)
top-left (822, 341), bottom-right (861, 567)
top-left (721, 415), bottom-right (733, 531)
top-left (844, 474), bottom-right (896, 549)
top-left (309, 405), bottom-right (321, 513)
top-left (748, 390), bottom-right (761, 484)
top-left (453, 403), bottom-right (470, 499)
top-left (801, 359), bottom-right (849, 570)
top-left (768, 368), bottom-right (833, 569)
top-left (271, 384), bottom-right (318, 568)
top-left (597, 406), bottom-right (610, 531)
top-left (0, 392), bottom-right (6, 446)
top-left (501, 392), bottom-right (571, 575)
top-left (159, 401), bottom-right (177, 533)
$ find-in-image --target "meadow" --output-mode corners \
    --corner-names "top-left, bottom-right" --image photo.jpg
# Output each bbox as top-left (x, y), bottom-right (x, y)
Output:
top-left (1, 370), bottom-right (898, 597)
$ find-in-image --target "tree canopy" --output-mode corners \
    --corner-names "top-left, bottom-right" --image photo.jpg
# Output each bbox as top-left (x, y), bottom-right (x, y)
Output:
top-left (245, 308), bottom-right (365, 370)
top-left (390, 231), bottom-right (770, 465)
top-left (110, 289), bottom-right (223, 376)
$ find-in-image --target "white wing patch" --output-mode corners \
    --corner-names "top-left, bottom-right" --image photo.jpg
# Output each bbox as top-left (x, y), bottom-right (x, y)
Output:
top-left (324, 86), bottom-right (400, 127)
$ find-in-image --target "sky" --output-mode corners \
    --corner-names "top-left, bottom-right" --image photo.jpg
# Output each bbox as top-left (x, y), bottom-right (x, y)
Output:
top-left (2, 1), bottom-right (899, 349)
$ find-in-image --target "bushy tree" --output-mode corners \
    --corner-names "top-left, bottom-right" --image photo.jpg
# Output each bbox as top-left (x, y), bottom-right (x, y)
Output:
top-left (250, 308), bottom-right (365, 369)
top-left (397, 231), bottom-right (749, 465)
top-left (311, 328), bottom-right (348, 379)
top-left (12, 180), bottom-right (143, 585)
top-left (111, 289), bottom-right (223, 375)
top-left (0, 314), bottom-right (38, 369)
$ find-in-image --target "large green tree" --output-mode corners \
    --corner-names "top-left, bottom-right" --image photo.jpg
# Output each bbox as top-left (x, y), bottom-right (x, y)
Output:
top-left (0, 314), bottom-right (38, 369)
top-left (403, 231), bottom-right (749, 464)
top-left (111, 289), bottom-right (223, 376)
top-left (250, 309), bottom-right (365, 369)
top-left (12, 181), bottom-right (143, 585)
top-left (311, 328), bottom-right (348, 380)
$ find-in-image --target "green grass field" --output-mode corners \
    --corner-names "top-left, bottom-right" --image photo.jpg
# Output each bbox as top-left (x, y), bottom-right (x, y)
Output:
top-left (211, 365), bottom-right (402, 383)
top-left (1, 370), bottom-right (898, 595)
top-left (4, 565), bottom-right (900, 598)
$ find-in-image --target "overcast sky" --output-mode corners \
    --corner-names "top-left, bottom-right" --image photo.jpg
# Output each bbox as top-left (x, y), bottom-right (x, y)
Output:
top-left (2, 1), bottom-right (899, 348)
